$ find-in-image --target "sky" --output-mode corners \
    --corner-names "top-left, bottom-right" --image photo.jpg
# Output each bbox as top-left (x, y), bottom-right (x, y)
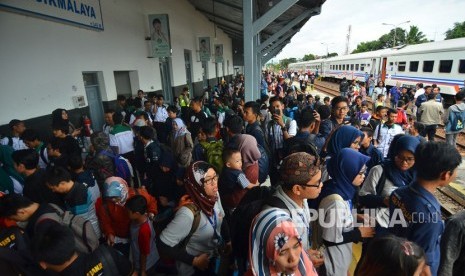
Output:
top-left (271, 0), bottom-right (465, 62)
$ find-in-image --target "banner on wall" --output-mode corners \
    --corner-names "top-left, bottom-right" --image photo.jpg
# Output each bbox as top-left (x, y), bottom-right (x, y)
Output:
top-left (198, 37), bottom-right (211, 62)
top-left (148, 14), bottom-right (171, 58)
top-left (214, 44), bottom-right (223, 63)
top-left (0, 0), bottom-right (104, 30)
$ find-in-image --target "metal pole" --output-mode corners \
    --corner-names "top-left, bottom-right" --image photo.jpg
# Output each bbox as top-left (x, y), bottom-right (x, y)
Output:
top-left (243, 0), bottom-right (254, 102)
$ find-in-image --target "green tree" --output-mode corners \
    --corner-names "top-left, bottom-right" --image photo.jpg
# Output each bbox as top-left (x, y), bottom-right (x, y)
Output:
top-left (445, 21), bottom-right (465, 39)
top-left (379, 27), bottom-right (407, 48)
top-left (302, 53), bottom-right (315, 61)
top-left (327, 52), bottom-right (338, 58)
top-left (406, 25), bottom-right (428, 44)
top-left (279, 58), bottom-right (297, 69)
top-left (352, 40), bottom-right (382, 54)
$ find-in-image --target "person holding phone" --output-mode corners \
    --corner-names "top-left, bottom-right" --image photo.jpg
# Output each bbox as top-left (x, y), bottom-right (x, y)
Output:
top-left (266, 96), bottom-right (297, 186)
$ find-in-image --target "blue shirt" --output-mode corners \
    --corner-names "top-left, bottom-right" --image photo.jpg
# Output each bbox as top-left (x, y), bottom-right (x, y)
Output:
top-left (389, 182), bottom-right (444, 276)
top-left (390, 87), bottom-right (401, 104)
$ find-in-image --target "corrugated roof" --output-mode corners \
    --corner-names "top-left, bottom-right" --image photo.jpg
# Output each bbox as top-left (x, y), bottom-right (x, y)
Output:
top-left (188, 0), bottom-right (325, 62)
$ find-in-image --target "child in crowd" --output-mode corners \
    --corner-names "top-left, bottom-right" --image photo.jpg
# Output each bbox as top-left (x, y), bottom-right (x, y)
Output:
top-left (407, 119), bottom-right (427, 143)
top-left (374, 94), bottom-right (386, 110)
top-left (218, 148), bottom-right (258, 212)
top-left (356, 102), bottom-right (371, 126)
top-left (359, 127), bottom-right (383, 173)
top-left (46, 137), bottom-right (68, 169)
top-left (324, 96), bottom-right (331, 106)
top-left (21, 129), bottom-right (49, 169)
top-left (126, 195), bottom-right (160, 275)
top-left (67, 154), bottom-right (101, 207)
top-left (356, 235), bottom-right (426, 276)
top-left (395, 100), bottom-right (408, 129)
top-left (45, 166), bottom-right (101, 238)
top-left (51, 123), bottom-right (81, 157)
top-left (165, 105), bottom-right (178, 142)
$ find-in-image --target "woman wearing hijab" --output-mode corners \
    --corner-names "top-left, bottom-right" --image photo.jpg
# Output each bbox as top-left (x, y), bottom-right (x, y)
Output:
top-left (0, 145), bottom-right (23, 194)
top-left (318, 148), bottom-right (375, 276)
top-left (95, 176), bottom-right (157, 257)
top-left (359, 135), bottom-right (420, 229)
top-left (321, 125), bottom-right (364, 182)
top-left (52, 108), bottom-right (81, 137)
top-left (158, 161), bottom-right (227, 276)
top-left (247, 208), bottom-right (318, 276)
top-left (170, 118), bottom-right (194, 169)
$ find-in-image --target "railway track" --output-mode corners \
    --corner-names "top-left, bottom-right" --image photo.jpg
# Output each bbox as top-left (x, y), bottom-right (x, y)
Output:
top-left (313, 80), bottom-right (465, 216)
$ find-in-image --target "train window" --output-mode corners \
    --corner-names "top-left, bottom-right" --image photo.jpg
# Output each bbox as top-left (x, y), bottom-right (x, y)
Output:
top-left (409, 61), bottom-right (419, 72)
top-left (398, 62), bottom-right (406, 72)
top-left (350, 64), bottom-right (354, 70)
top-left (342, 65), bottom-right (345, 70)
top-left (360, 64), bottom-right (365, 71)
top-left (389, 62), bottom-right (394, 66)
top-left (439, 60), bottom-right (453, 73)
top-left (346, 64), bottom-right (349, 70)
top-left (355, 64), bottom-right (359, 71)
top-left (459, 60), bottom-right (465, 73)
top-left (423, 60), bottom-right (434, 72)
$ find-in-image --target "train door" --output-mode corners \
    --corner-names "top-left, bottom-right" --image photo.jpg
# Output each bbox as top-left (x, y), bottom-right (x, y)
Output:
top-left (380, 57), bottom-right (387, 83)
top-left (371, 59), bottom-right (376, 76)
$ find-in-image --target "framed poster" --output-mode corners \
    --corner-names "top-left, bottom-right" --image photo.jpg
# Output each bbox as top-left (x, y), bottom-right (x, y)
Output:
top-left (214, 44), bottom-right (223, 63)
top-left (198, 37), bottom-right (211, 62)
top-left (148, 14), bottom-right (171, 57)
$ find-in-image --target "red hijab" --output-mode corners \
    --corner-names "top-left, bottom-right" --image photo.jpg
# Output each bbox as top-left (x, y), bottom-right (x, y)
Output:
top-left (183, 161), bottom-right (218, 216)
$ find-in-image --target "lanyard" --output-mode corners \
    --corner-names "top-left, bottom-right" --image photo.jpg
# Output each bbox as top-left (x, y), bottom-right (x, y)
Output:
top-left (206, 211), bottom-right (221, 242)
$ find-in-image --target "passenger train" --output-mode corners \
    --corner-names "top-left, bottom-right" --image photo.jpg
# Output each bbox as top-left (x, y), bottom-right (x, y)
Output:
top-left (288, 38), bottom-right (465, 104)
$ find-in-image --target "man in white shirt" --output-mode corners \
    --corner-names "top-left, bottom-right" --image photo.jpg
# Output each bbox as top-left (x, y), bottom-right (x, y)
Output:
top-left (153, 95), bottom-right (169, 143)
top-left (1, 119), bottom-right (28, 151)
top-left (413, 83), bottom-right (425, 99)
top-left (373, 108), bottom-right (404, 158)
top-left (266, 96), bottom-right (297, 186)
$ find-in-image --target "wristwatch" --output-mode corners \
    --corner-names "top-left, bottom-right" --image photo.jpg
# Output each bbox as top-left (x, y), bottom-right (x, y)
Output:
top-left (281, 125), bottom-right (287, 132)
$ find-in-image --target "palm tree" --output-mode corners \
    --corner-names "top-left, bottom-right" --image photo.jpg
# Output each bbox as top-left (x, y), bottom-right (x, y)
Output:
top-left (406, 25), bottom-right (428, 45)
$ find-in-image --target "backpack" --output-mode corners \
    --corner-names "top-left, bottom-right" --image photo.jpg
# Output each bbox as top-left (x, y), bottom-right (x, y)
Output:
top-left (99, 150), bottom-right (133, 184)
top-left (311, 193), bottom-right (344, 250)
top-left (147, 140), bottom-right (162, 164)
top-left (230, 186), bottom-right (288, 260)
top-left (245, 124), bottom-right (271, 184)
top-left (200, 140), bottom-right (224, 174)
top-left (93, 245), bottom-right (119, 276)
top-left (284, 134), bottom-right (319, 158)
top-left (36, 203), bottom-right (99, 253)
top-left (450, 110), bottom-right (465, 132)
top-left (257, 143), bottom-right (270, 184)
top-left (155, 203), bottom-right (201, 260)
top-left (39, 144), bottom-right (49, 167)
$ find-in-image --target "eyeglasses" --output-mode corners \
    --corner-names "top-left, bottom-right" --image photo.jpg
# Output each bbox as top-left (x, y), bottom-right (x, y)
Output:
top-left (334, 106), bottom-right (349, 112)
top-left (203, 175), bottom-right (219, 186)
top-left (300, 179), bottom-right (322, 188)
top-left (395, 155), bottom-right (415, 164)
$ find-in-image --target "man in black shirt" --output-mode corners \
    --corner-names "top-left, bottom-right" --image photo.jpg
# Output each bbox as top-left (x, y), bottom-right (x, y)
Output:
top-left (12, 149), bottom-right (63, 206)
top-left (188, 97), bottom-right (207, 139)
top-left (32, 223), bottom-right (132, 275)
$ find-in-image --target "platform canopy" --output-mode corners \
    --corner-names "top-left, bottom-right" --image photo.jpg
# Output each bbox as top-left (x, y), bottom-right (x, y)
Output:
top-left (188, 0), bottom-right (325, 100)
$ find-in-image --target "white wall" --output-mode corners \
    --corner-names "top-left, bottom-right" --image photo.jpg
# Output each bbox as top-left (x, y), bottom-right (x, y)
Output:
top-left (0, 0), bottom-right (233, 125)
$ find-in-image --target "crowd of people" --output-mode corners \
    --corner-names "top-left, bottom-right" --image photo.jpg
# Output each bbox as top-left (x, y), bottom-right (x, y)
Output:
top-left (0, 72), bottom-right (464, 276)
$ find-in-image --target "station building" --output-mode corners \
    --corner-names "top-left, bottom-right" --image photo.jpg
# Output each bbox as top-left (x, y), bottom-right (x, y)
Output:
top-left (0, 0), bottom-right (234, 132)
top-left (0, 0), bottom-right (323, 134)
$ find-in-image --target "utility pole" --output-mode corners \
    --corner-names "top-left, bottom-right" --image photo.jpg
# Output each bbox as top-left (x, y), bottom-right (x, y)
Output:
top-left (382, 21), bottom-right (410, 47)
top-left (345, 25), bottom-right (351, 55)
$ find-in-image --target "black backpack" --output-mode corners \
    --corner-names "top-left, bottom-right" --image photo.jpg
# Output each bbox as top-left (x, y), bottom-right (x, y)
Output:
top-left (230, 186), bottom-right (288, 260)
top-left (283, 134), bottom-right (319, 158)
